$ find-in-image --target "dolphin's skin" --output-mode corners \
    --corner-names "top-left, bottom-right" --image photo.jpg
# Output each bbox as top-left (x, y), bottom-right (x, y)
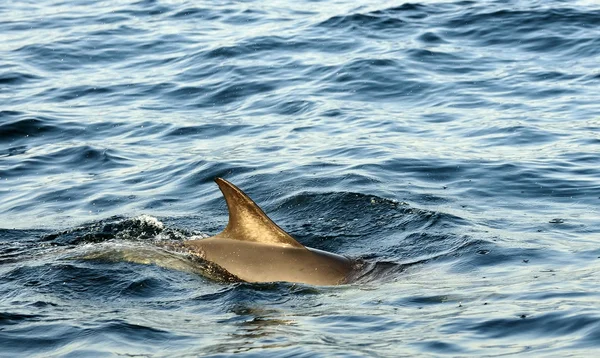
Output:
top-left (182, 178), bottom-right (354, 285)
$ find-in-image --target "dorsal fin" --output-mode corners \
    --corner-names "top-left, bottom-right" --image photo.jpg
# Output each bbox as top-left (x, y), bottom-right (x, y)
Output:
top-left (213, 178), bottom-right (305, 248)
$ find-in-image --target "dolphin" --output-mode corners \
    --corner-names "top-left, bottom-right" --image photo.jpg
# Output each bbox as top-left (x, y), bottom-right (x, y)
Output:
top-left (180, 178), bottom-right (354, 285)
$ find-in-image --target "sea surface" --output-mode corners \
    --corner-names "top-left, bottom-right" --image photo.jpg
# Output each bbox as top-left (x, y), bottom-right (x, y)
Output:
top-left (1, 0), bottom-right (600, 356)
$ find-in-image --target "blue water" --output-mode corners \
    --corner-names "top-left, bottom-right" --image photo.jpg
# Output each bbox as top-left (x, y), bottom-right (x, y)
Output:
top-left (1, 0), bottom-right (600, 356)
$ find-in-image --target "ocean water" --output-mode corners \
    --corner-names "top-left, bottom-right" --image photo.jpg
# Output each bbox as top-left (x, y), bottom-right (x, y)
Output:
top-left (1, 0), bottom-right (600, 356)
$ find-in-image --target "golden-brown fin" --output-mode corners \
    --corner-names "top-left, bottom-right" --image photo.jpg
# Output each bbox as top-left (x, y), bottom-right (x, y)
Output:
top-left (214, 177), bottom-right (305, 248)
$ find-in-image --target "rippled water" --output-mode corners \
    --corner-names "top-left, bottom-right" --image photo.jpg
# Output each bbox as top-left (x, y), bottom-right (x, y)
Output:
top-left (1, 0), bottom-right (600, 356)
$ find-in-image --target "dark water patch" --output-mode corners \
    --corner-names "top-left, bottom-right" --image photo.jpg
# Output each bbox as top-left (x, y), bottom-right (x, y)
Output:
top-left (350, 260), bottom-right (410, 284)
top-left (0, 113), bottom-right (85, 144)
top-left (162, 123), bottom-right (252, 140)
top-left (468, 161), bottom-right (600, 203)
top-left (164, 80), bottom-right (279, 108)
top-left (417, 340), bottom-right (465, 355)
top-left (16, 43), bottom-right (85, 72)
top-left (63, 146), bottom-right (131, 170)
top-left (519, 290), bottom-right (599, 301)
top-left (277, 190), bottom-right (469, 261)
top-left (86, 24), bottom-right (148, 38)
top-left (170, 7), bottom-right (223, 20)
top-left (4, 257), bottom-right (207, 305)
top-left (311, 314), bottom-right (397, 335)
top-left (250, 99), bottom-right (317, 116)
top-left (27, 300), bottom-right (59, 309)
top-left (524, 70), bottom-right (582, 82)
top-left (15, 34), bottom-right (162, 72)
top-left (0, 145), bottom-right (28, 158)
top-left (421, 112), bottom-right (457, 124)
top-left (117, 35), bottom-right (192, 60)
top-left (585, 72), bottom-right (600, 81)
top-left (2, 13), bottom-right (111, 32)
top-left (0, 71), bottom-right (40, 85)
top-left (214, 282), bottom-right (310, 307)
top-left (281, 99), bottom-right (317, 115)
top-left (449, 244), bottom-right (559, 272)
top-left (311, 144), bottom-right (392, 160)
top-left (378, 158), bottom-right (468, 183)
top-left (510, 83), bottom-right (579, 100)
top-left (0, 229), bottom-right (43, 242)
top-left (122, 53), bottom-right (185, 72)
top-left (205, 36), bottom-right (324, 59)
top-left (3, 262), bottom-right (120, 297)
top-left (0, 322), bottom-right (84, 357)
top-left (377, 3), bottom-right (430, 17)
top-left (403, 294), bottom-right (465, 306)
top-left (116, 0), bottom-right (172, 18)
top-left (456, 311), bottom-right (600, 339)
top-left (319, 58), bottom-right (431, 101)
top-left (190, 286), bottom-right (239, 304)
top-left (221, 9), bottom-right (269, 25)
top-left (81, 193), bottom-right (140, 213)
top-left (172, 164), bottom-right (260, 196)
top-left (41, 85), bottom-right (117, 102)
top-left (562, 152), bottom-right (600, 166)
top-left (208, 79), bottom-right (278, 106)
top-left (116, 277), bottom-right (171, 299)
top-left (488, 7), bottom-right (600, 32)
top-left (407, 48), bottom-right (464, 64)
top-left (0, 243), bottom-right (37, 264)
top-left (0, 318), bottom-right (188, 357)
top-left (96, 319), bottom-right (180, 342)
top-left (41, 216), bottom-right (177, 246)
top-left (173, 61), bottom-right (237, 83)
top-left (0, 145), bottom-right (131, 179)
top-left (417, 31), bottom-right (447, 44)
top-left (92, 13), bottom-right (132, 26)
top-left (442, 7), bottom-right (600, 56)
top-left (316, 2), bottom-right (443, 39)
top-left (0, 312), bottom-right (43, 326)
top-left (568, 37), bottom-right (600, 58)
top-left (472, 125), bottom-right (558, 147)
top-left (0, 231), bottom-right (42, 263)
top-left (118, 120), bottom-right (172, 140)
top-left (319, 13), bottom-right (407, 33)
top-left (366, 157), bottom-right (600, 206)
top-left (203, 345), bottom-right (315, 358)
top-left (579, 322), bottom-right (600, 348)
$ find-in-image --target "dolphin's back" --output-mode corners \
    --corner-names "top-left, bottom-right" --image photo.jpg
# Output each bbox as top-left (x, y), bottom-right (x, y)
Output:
top-left (184, 238), bottom-right (352, 285)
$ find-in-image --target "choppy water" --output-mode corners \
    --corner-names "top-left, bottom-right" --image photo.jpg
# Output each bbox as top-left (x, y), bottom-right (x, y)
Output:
top-left (1, 0), bottom-right (600, 356)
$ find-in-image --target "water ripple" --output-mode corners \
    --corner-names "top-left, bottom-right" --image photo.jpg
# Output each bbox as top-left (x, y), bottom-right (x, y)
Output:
top-left (1, 0), bottom-right (600, 355)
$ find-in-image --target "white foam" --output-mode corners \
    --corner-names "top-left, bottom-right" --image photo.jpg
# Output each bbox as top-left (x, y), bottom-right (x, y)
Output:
top-left (133, 214), bottom-right (164, 230)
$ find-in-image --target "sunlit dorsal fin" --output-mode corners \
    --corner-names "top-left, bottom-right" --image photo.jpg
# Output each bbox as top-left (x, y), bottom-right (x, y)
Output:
top-left (213, 178), bottom-right (305, 248)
